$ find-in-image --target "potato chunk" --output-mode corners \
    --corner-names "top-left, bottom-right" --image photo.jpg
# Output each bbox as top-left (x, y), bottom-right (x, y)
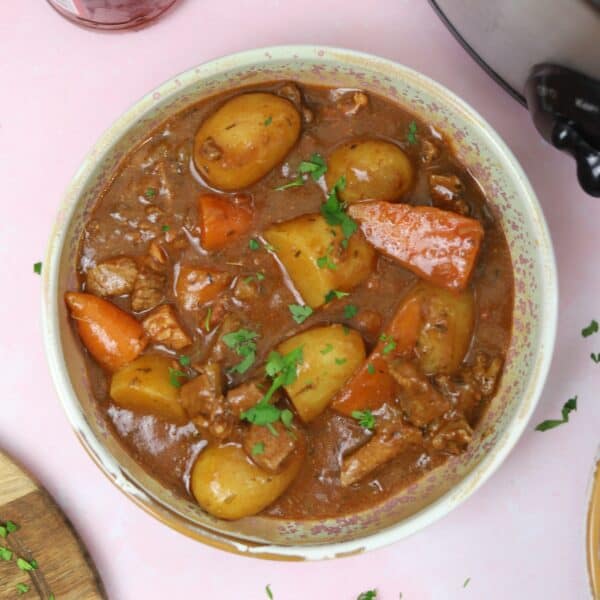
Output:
top-left (109, 354), bottom-right (186, 421)
top-left (175, 266), bottom-right (231, 311)
top-left (86, 257), bottom-right (138, 297)
top-left (142, 304), bottom-right (192, 350)
top-left (264, 214), bottom-right (375, 308)
top-left (193, 93), bottom-right (301, 191)
top-left (414, 283), bottom-right (474, 375)
top-left (325, 139), bottom-right (413, 203)
top-left (278, 324), bottom-right (365, 422)
top-left (190, 444), bottom-right (302, 520)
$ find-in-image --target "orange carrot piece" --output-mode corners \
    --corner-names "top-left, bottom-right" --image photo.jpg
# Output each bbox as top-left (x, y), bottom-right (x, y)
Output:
top-left (348, 201), bottom-right (484, 291)
top-left (65, 292), bottom-right (147, 371)
top-left (197, 193), bottom-right (253, 251)
top-left (332, 291), bottom-right (423, 416)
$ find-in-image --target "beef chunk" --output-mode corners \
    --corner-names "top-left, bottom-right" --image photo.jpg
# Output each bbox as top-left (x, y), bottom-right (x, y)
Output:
top-left (180, 363), bottom-right (233, 441)
top-left (420, 139), bottom-right (439, 164)
top-left (131, 245), bottom-right (167, 312)
top-left (243, 422), bottom-right (298, 472)
top-left (226, 380), bottom-right (265, 417)
top-left (277, 82), bottom-right (302, 106)
top-left (86, 257), bottom-right (138, 297)
top-left (471, 352), bottom-right (503, 396)
top-left (429, 416), bottom-right (473, 455)
top-left (389, 361), bottom-right (450, 427)
top-left (428, 174), bottom-right (470, 216)
top-left (340, 420), bottom-right (422, 486)
top-left (179, 363), bottom-right (223, 419)
top-left (337, 91), bottom-right (369, 116)
top-left (142, 304), bottom-right (191, 350)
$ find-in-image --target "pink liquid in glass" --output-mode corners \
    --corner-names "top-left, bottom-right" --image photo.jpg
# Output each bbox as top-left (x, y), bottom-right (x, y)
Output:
top-left (47, 0), bottom-right (179, 30)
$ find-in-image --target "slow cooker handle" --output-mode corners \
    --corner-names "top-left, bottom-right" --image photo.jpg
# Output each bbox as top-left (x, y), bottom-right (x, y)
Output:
top-left (525, 64), bottom-right (600, 197)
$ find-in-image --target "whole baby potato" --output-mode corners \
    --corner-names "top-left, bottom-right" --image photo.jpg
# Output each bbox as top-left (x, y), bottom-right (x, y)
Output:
top-left (193, 93), bottom-right (301, 191)
top-left (325, 139), bottom-right (414, 203)
top-left (190, 444), bottom-right (303, 520)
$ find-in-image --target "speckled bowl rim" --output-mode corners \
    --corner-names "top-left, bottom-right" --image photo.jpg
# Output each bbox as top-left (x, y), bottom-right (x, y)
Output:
top-left (42, 45), bottom-right (557, 560)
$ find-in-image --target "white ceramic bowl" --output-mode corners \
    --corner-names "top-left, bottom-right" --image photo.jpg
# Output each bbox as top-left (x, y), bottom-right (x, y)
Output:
top-left (42, 46), bottom-right (557, 560)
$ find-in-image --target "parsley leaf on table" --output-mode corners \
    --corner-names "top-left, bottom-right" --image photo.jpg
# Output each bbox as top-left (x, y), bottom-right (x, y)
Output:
top-left (33, 262), bottom-right (42, 275)
top-left (357, 591), bottom-right (377, 600)
top-left (535, 396), bottom-right (577, 431)
top-left (582, 320), bottom-right (599, 338)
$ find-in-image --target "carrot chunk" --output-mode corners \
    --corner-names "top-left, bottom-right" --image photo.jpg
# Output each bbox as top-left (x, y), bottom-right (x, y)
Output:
top-left (197, 193), bottom-right (253, 251)
top-left (332, 292), bottom-right (422, 416)
top-left (65, 292), bottom-right (147, 371)
top-left (348, 201), bottom-right (484, 291)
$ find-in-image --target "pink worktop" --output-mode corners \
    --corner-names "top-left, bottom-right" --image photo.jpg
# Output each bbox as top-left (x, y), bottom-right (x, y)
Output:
top-left (1, 1), bottom-right (599, 598)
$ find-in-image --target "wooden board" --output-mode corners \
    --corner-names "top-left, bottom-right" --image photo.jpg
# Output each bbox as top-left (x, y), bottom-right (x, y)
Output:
top-left (0, 450), bottom-right (105, 599)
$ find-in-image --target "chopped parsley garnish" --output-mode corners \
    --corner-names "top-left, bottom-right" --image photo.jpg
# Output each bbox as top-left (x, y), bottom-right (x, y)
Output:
top-left (535, 396), bottom-right (577, 431)
top-left (161, 224), bottom-right (170, 232)
top-left (249, 238), bottom-right (261, 250)
top-left (281, 409), bottom-right (294, 428)
top-left (244, 272), bottom-right (266, 284)
top-left (367, 363), bottom-right (376, 375)
top-left (0, 546), bottom-right (13, 561)
top-left (179, 355), bottom-right (191, 367)
top-left (240, 349), bottom-right (301, 433)
top-left (320, 343), bottom-right (334, 355)
top-left (407, 120), bottom-right (418, 144)
top-left (144, 187), bottom-right (157, 198)
top-left (289, 304), bottom-right (313, 324)
top-left (168, 368), bottom-right (187, 388)
top-left (5, 522), bottom-right (17, 534)
top-left (298, 153), bottom-right (327, 180)
top-left (357, 590), bottom-right (377, 599)
top-left (263, 347), bottom-right (303, 403)
top-left (324, 289), bottom-right (350, 303)
top-left (380, 333), bottom-right (397, 355)
top-left (266, 584), bottom-right (274, 599)
top-left (264, 116), bottom-right (273, 126)
top-left (592, 353), bottom-right (600, 364)
top-left (16, 583), bottom-right (29, 595)
top-left (16, 557), bottom-right (37, 572)
top-left (316, 245), bottom-right (337, 270)
top-left (582, 320), bottom-right (599, 338)
top-left (0, 527), bottom-right (5, 539)
top-left (274, 175), bottom-right (304, 191)
top-left (335, 357), bottom-right (347, 365)
top-left (352, 409), bottom-right (376, 430)
top-left (204, 307), bottom-right (213, 332)
top-left (252, 442), bottom-right (265, 456)
top-left (321, 176), bottom-right (357, 247)
top-left (222, 328), bottom-right (259, 374)
top-left (344, 304), bottom-right (358, 319)
top-left (463, 577), bottom-right (471, 588)
top-left (33, 261), bottom-right (42, 275)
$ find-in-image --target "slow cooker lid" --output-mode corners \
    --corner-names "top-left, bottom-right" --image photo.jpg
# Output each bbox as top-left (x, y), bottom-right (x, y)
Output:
top-left (431, 0), bottom-right (600, 104)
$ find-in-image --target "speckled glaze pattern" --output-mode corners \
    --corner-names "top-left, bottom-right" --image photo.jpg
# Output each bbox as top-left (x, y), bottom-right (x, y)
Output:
top-left (42, 46), bottom-right (557, 560)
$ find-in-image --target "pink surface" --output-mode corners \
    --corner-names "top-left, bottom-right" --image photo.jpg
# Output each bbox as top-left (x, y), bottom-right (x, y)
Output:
top-left (1, 1), bottom-right (598, 598)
